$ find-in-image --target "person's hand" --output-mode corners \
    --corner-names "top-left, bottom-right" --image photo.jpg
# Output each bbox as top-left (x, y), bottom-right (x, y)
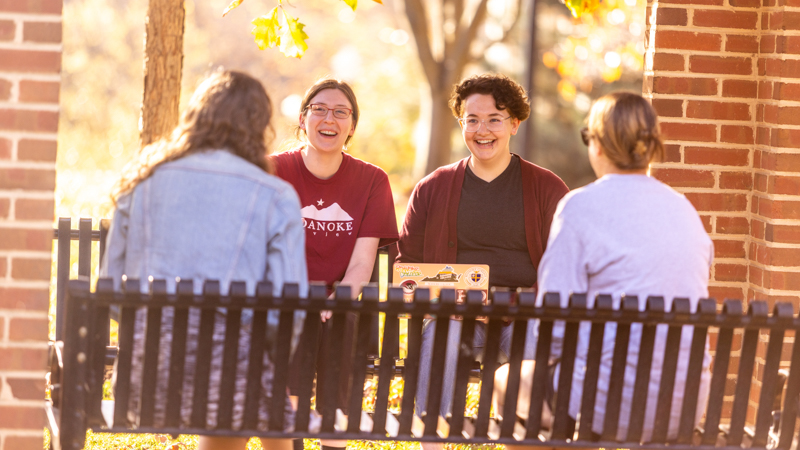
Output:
top-left (321, 310), bottom-right (332, 322)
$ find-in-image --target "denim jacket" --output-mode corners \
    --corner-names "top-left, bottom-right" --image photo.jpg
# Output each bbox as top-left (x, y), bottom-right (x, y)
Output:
top-left (101, 149), bottom-right (308, 296)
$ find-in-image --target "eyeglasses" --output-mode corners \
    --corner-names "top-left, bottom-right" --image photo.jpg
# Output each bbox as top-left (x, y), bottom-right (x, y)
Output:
top-left (306, 104), bottom-right (353, 119)
top-left (580, 127), bottom-right (593, 146)
top-left (458, 116), bottom-right (512, 132)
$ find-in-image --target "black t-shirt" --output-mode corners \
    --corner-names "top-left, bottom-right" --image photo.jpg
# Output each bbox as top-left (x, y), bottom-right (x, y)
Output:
top-left (456, 155), bottom-right (537, 289)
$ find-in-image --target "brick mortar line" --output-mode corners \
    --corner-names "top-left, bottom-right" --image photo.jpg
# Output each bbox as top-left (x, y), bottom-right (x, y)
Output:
top-left (751, 192), bottom-right (800, 200)
top-left (651, 95), bottom-right (765, 103)
top-left (0, 251), bottom-right (56, 259)
top-left (0, 73), bottom-right (60, 82)
top-left (0, 13), bottom-right (61, 21)
top-left (0, 341), bottom-right (48, 349)
top-left (0, 102), bottom-right (60, 111)
top-left (746, 262), bottom-right (800, 273)
top-left (0, 370), bottom-right (47, 377)
top-left (659, 117), bottom-right (758, 124)
top-left (655, 26), bottom-right (761, 35)
top-left (749, 218), bottom-right (800, 225)
top-left (0, 160), bottom-right (57, 169)
top-left (0, 220), bottom-right (55, 228)
top-left (0, 400), bottom-right (47, 408)
top-left (0, 310), bottom-right (47, 319)
top-left (747, 240), bottom-right (800, 250)
top-left (0, 131), bottom-right (58, 140)
top-left (0, 42), bottom-right (62, 51)
top-left (0, 280), bottom-right (51, 288)
top-left (0, 192), bottom-right (57, 200)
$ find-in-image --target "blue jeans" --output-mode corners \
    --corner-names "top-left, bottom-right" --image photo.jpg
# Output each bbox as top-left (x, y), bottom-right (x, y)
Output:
top-left (415, 319), bottom-right (536, 417)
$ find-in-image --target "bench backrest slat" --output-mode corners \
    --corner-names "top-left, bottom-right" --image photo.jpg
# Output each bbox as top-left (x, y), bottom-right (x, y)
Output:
top-left (346, 289), bottom-right (377, 433)
top-left (319, 286), bottom-right (351, 433)
top-left (601, 296), bottom-right (638, 441)
top-left (525, 292), bottom-right (559, 439)
top-left (397, 300), bottom-right (424, 436)
top-left (499, 311), bottom-right (530, 438)
top-left (423, 290), bottom-right (454, 435)
top-left (779, 335), bottom-right (800, 449)
top-left (700, 299), bottom-right (740, 445)
top-left (728, 302), bottom-right (767, 445)
top-left (55, 218), bottom-right (72, 340)
top-left (577, 294), bottom-right (611, 441)
top-left (293, 300), bottom-right (321, 433)
top-left (551, 293), bottom-right (585, 440)
top-left (217, 289), bottom-right (245, 430)
top-left (474, 316), bottom-right (504, 438)
top-left (78, 218), bottom-right (93, 278)
top-left (626, 296), bottom-right (662, 442)
top-left (753, 302), bottom-right (794, 446)
top-left (139, 291), bottom-right (164, 427)
top-left (164, 279), bottom-right (193, 428)
top-left (113, 280), bottom-right (139, 428)
top-left (676, 298), bottom-right (715, 443)
top-left (371, 294), bottom-right (397, 434)
top-left (650, 298), bottom-right (690, 443)
top-left (190, 281), bottom-right (220, 428)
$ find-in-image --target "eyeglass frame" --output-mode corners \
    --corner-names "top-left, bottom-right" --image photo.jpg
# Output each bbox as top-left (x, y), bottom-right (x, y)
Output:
top-left (305, 103), bottom-right (353, 120)
top-left (580, 127), bottom-right (594, 146)
top-left (457, 115), bottom-right (513, 132)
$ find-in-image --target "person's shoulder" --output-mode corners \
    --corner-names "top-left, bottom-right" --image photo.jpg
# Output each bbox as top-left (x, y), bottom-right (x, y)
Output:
top-left (518, 157), bottom-right (568, 191)
top-left (415, 158), bottom-right (464, 189)
top-left (343, 152), bottom-right (389, 177)
top-left (269, 148), bottom-right (302, 171)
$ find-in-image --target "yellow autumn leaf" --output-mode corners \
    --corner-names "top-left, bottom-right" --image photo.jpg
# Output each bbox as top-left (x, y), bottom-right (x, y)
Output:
top-left (222, 0), bottom-right (243, 17)
top-left (566, 0), bottom-right (601, 18)
top-left (343, 0), bottom-right (357, 11)
top-left (279, 9), bottom-right (309, 58)
top-left (251, 7), bottom-right (281, 50)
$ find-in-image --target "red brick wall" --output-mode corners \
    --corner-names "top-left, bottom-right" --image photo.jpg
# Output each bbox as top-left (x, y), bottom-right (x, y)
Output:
top-left (0, 0), bottom-right (61, 448)
top-left (645, 0), bottom-right (800, 425)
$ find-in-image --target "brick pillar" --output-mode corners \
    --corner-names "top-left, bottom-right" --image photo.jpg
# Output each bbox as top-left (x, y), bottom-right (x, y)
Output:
top-left (0, 0), bottom-right (61, 448)
top-left (645, 0), bottom-right (800, 426)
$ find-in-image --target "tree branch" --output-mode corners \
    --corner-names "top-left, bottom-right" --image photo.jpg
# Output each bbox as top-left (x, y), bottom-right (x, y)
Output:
top-left (473, 0), bottom-right (525, 58)
top-left (447, 0), bottom-right (489, 87)
top-left (404, 0), bottom-right (440, 86)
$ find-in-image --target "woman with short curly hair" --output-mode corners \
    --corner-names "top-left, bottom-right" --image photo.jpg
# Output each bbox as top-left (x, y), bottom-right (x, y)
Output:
top-left (397, 74), bottom-right (569, 448)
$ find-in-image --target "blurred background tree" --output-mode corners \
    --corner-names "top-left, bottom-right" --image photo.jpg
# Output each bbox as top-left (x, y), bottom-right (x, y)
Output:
top-left (57, 0), bottom-right (644, 218)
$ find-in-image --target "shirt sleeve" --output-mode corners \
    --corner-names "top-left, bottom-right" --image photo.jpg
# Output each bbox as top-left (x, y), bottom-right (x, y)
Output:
top-left (357, 169), bottom-right (399, 248)
top-left (534, 203), bottom-right (588, 359)
top-left (539, 174), bottom-right (570, 253)
top-left (396, 179), bottom-right (427, 264)
top-left (266, 187), bottom-right (309, 297)
top-left (100, 192), bottom-right (132, 292)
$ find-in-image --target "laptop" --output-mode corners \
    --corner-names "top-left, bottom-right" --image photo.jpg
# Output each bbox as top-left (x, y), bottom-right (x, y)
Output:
top-left (393, 263), bottom-right (490, 304)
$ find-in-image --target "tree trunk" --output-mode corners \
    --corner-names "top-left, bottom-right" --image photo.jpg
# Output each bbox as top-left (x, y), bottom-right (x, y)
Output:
top-left (425, 90), bottom-right (456, 175)
top-left (140, 0), bottom-right (185, 147)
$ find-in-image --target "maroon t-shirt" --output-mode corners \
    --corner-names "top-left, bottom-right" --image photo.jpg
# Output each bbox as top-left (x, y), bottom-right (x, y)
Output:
top-left (272, 149), bottom-right (399, 287)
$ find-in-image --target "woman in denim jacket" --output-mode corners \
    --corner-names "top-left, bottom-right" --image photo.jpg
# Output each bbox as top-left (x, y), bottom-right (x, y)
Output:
top-left (102, 70), bottom-right (307, 450)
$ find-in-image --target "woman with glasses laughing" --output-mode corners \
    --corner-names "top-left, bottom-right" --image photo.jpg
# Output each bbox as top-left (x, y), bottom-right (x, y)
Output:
top-left (271, 78), bottom-right (398, 450)
top-left (396, 73), bottom-right (569, 450)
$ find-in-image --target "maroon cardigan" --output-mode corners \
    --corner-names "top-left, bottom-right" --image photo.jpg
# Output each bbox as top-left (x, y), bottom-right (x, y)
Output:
top-left (397, 156), bottom-right (569, 285)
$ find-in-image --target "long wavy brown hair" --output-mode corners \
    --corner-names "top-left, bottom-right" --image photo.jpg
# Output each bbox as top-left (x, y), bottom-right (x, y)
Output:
top-left (114, 70), bottom-right (273, 203)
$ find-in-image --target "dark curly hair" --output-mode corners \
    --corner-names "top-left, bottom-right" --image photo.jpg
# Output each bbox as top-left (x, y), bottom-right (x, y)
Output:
top-left (449, 74), bottom-right (530, 121)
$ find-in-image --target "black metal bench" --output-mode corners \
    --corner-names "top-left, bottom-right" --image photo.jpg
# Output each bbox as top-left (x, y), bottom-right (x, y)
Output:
top-left (47, 276), bottom-right (800, 450)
